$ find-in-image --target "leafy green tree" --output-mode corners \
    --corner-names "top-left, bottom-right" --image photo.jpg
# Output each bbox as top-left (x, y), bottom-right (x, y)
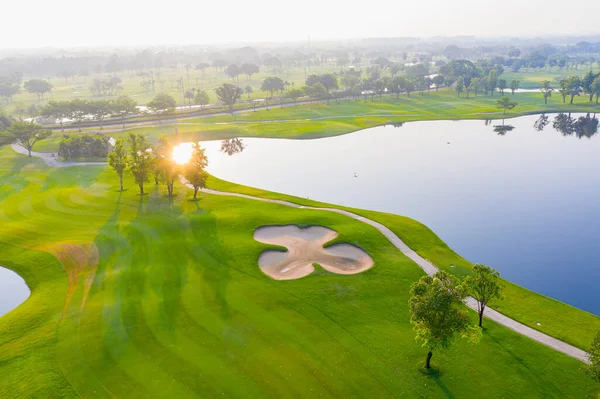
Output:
top-left (304, 83), bottom-right (328, 99)
top-left (108, 138), bottom-right (127, 191)
top-left (558, 78), bottom-right (569, 103)
top-left (183, 142), bottom-right (208, 200)
top-left (566, 76), bottom-right (582, 104)
top-left (261, 77), bottom-right (285, 99)
top-left (225, 64), bottom-right (242, 83)
top-left (7, 121), bottom-right (52, 157)
top-left (432, 75), bottom-right (445, 91)
top-left (585, 330), bottom-right (600, 382)
top-left (194, 90), bottom-right (210, 109)
top-left (244, 85), bottom-right (253, 100)
top-left (409, 271), bottom-right (481, 369)
top-left (128, 133), bottom-right (154, 195)
top-left (154, 135), bottom-right (178, 196)
top-left (241, 63), bottom-right (259, 80)
top-left (497, 96), bottom-right (518, 115)
top-left (470, 77), bottom-right (481, 96)
top-left (147, 93), bottom-right (176, 119)
top-left (591, 76), bottom-right (600, 104)
top-left (24, 79), bottom-right (53, 100)
top-left (487, 69), bottom-right (498, 96)
top-left (510, 80), bottom-right (520, 95)
top-left (67, 99), bottom-right (90, 132)
top-left (405, 80), bottom-right (415, 98)
top-left (215, 83), bottom-right (243, 116)
top-left (184, 90), bottom-right (195, 106)
top-left (581, 71), bottom-right (599, 102)
top-left (390, 76), bottom-right (407, 98)
top-left (498, 79), bottom-right (507, 95)
top-left (110, 95), bottom-right (138, 128)
top-left (287, 88), bottom-right (304, 105)
top-left (540, 81), bottom-right (553, 104)
top-left (0, 75), bottom-right (20, 104)
top-left (456, 76), bottom-right (464, 97)
top-left (464, 265), bottom-right (504, 327)
top-left (88, 99), bottom-right (111, 129)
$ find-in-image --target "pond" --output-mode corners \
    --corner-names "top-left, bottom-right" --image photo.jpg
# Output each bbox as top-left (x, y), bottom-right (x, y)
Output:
top-left (0, 266), bottom-right (30, 317)
top-left (200, 113), bottom-right (600, 315)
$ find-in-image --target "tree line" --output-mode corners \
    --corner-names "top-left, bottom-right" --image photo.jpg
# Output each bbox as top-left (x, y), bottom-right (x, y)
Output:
top-left (108, 133), bottom-right (208, 199)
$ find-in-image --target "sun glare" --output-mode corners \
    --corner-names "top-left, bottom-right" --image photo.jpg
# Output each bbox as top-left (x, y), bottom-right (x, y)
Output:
top-left (172, 143), bottom-right (194, 165)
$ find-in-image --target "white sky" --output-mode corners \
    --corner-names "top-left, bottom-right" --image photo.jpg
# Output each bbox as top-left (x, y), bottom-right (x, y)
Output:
top-left (2, 0), bottom-right (599, 48)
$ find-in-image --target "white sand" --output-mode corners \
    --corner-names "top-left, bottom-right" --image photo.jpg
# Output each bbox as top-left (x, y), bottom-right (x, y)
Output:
top-left (254, 225), bottom-right (374, 280)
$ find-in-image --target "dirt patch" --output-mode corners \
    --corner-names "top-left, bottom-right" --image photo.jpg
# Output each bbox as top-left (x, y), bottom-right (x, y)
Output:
top-left (254, 225), bottom-right (374, 280)
top-left (40, 241), bottom-right (99, 317)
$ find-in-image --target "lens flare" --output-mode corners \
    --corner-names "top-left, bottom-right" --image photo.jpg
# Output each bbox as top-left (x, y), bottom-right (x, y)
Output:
top-left (172, 142), bottom-right (194, 165)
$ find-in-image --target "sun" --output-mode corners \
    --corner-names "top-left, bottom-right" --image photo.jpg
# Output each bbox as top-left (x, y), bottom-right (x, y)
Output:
top-left (172, 143), bottom-right (194, 165)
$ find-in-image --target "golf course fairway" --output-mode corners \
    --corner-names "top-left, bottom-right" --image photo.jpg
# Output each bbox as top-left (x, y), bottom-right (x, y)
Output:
top-left (0, 145), bottom-right (599, 398)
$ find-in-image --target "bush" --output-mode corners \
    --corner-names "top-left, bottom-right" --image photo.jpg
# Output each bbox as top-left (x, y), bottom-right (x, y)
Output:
top-left (58, 133), bottom-right (111, 159)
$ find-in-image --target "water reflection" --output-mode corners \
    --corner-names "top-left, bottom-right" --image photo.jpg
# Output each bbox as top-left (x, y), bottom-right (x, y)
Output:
top-left (533, 114), bottom-right (549, 131)
top-left (542, 113), bottom-right (599, 139)
top-left (220, 138), bottom-right (246, 156)
top-left (493, 120), bottom-right (515, 135)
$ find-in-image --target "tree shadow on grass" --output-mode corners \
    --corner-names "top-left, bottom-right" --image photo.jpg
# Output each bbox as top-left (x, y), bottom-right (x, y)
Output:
top-left (419, 366), bottom-right (456, 399)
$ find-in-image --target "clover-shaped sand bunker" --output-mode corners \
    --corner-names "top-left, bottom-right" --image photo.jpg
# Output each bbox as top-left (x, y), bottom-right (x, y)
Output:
top-left (254, 225), bottom-right (374, 280)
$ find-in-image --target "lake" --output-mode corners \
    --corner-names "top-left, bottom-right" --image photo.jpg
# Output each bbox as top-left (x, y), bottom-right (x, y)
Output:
top-left (201, 113), bottom-right (600, 315)
top-left (0, 266), bottom-right (30, 316)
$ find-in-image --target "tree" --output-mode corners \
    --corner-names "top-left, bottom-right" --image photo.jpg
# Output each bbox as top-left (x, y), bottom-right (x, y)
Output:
top-left (287, 88), bottom-right (304, 105)
top-left (194, 90), bottom-right (210, 109)
top-left (405, 80), bottom-right (415, 98)
top-left (498, 79), bottom-right (507, 96)
top-left (244, 85), bottom-right (253, 100)
top-left (184, 90), bottom-right (195, 106)
top-left (540, 81), bottom-right (553, 104)
top-left (183, 142), bottom-right (208, 200)
top-left (0, 75), bottom-right (20, 104)
top-left (241, 63), bottom-right (259, 80)
top-left (196, 62), bottom-right (210, 79)
top-left (225, 64), bottom-right (242, 83)
top-left (591, 76), bottom-right (600, 104)
top-left (432, 75), bottom-right (445, 91)
top-left (261, 77), bottom-right (285, 99)
top-left (510, 80), bottom-right (520, 95)
top-left (470, 77), bottom-right (481, 96)
top-left (304, 83), bottom-right (327, 100)
top-left (128, 133), bottom-right (154, 195)
top-left (456, 76), bottom-right (464, 97)
top-left (582, 71), bottom-right (599, 102)
top-left (497, 97), bottom-right (518, 115)
top-left (110, 95), bottom-right (138, 128)
top-left (390, 76), bottom-right (407, 98)
top-left (215, 83), bottom-right (243, 116)
top-left (154, 135), bottom-right (178, 196)
top-left (88, 99), bottom-right (111, 129)
top-left (558, 78), bottom-right (569, 103)
top-left (409, 271), bottom-right (481, 369)
top-left (24, 79), bottom-right (53, 100)
top-left (585, 330), bottom-right (600, 382)
top-left (487, 69), bottom-right (498, 96)
top-left (67, 99), bottom-right (89, 132)
top-left (147, 93), bottom-right (176, 119)
top-left (464, 265), bottom-right (504, 327)
top-left (7, 121), bottom-right (52, 157)
top-left (108, 138), bottom-right (127, 191)
top-left (566, 76), bottom-right (582, 104)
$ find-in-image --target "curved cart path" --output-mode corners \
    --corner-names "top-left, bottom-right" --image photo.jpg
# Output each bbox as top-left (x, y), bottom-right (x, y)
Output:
top-left (9, 145), bottom-right (590, 363)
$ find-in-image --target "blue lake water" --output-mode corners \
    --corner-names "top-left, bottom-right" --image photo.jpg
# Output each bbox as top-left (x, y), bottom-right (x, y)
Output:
top-left (0, 266), bottom-right (29, 316)
top-left (202, 113), bottom-right (600, 315)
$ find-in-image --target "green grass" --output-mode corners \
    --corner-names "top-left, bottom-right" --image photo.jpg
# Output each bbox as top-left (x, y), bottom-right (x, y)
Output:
top-left (205, 176), bottom-right (600, 351)
top-left (0, 146), bottom-right (599, 398)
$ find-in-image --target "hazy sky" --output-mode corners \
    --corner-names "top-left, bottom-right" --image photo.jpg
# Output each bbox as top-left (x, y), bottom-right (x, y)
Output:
top-left (2, 0), bottom-right (599, 48)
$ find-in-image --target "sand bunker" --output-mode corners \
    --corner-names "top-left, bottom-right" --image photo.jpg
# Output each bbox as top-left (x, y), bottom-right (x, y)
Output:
top-left (254, 225), bottom-right (374, 280)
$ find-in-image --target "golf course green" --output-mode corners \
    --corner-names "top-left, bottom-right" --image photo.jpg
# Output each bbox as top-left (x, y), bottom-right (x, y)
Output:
top-left (1, 138), bottom-right (600, 398)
